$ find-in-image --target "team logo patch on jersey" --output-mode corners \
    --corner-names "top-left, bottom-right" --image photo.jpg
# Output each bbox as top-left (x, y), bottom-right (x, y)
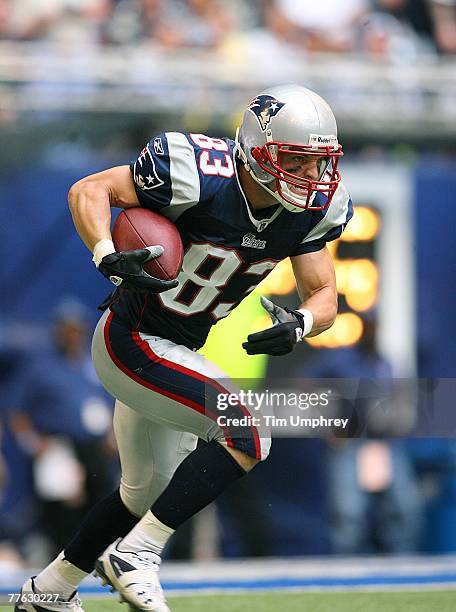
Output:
top-left (241, 233), bottom-right (267, 249)
top-left (134, 144), bottom-right (164, 191)
top-left (248, 95), bottom-right (286, 132)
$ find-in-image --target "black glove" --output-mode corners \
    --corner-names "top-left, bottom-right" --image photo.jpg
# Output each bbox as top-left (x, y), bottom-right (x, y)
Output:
top-left (242, 296), bottom-right (307, 356)
top-left (99, 246), bottom-right (179, 293)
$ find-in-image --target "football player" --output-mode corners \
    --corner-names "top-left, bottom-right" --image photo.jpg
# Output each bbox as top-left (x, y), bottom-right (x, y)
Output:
top-left (17, 85), bottom-right (352, 612)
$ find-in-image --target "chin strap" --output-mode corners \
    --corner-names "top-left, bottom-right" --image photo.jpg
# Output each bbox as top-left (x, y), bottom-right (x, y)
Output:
top-left (234, 130), bottom-right (288, 205)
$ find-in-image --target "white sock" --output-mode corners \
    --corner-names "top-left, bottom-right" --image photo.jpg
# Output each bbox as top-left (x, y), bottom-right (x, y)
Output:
top-left (34, 552), bottom-right (88, 600)
top-left (118, 511), bottom-right (174, 557)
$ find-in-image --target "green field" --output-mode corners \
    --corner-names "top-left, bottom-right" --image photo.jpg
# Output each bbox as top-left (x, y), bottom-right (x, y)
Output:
top-left (84, 590), bottom-right (456, 612)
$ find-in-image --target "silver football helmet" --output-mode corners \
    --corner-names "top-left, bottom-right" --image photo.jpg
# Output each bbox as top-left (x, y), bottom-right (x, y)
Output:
top-left (235, 84), bottom-right (343, 213)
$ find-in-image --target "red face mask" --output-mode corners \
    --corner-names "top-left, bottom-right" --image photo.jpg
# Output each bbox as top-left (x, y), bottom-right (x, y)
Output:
top-left (251, 141), bottom-right (343, 211)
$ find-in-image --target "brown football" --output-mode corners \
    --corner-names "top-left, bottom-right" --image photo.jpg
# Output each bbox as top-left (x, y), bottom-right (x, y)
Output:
top-left (112, 208), bottom-right (183, 280)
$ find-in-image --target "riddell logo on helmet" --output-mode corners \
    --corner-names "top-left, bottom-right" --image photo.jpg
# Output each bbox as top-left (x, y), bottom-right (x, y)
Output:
top-left (309, 134), bottom-right (338, 147)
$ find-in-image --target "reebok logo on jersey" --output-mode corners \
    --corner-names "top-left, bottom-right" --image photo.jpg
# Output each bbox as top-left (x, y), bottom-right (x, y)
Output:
top-left (242, 233), bottom-right (266, 249)
top-left (247, 95), bottom-right (285, 132)
top-left (153, 137), bottom-right (164, 155)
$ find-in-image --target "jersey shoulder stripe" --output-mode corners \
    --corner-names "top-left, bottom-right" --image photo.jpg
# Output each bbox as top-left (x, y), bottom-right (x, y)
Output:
top-left (167, 132), bottom-right (200, 208)
top-left (131, 132), bottom-right (201, 219)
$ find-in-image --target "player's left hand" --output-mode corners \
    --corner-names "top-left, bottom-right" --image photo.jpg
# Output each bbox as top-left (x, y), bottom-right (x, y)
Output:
top-left (242, 296), bottom-right (309, 356)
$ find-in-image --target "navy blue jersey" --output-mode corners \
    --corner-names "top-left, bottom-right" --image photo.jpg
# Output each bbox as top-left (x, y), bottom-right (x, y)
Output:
top-left (110, 132), bottom-right (353, 349)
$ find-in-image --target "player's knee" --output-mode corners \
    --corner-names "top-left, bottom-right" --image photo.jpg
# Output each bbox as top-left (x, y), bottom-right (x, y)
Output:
top-left (119, 480), bottom-right (152, 518)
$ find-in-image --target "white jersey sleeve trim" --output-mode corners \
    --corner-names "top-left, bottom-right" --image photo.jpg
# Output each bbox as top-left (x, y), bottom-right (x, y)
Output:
top-left (300, 181), bottom-right (351, 244)
top-left (167, 132), bottom-right (200, 209)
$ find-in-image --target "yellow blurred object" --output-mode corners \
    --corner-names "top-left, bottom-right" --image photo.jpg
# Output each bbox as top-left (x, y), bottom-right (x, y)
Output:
top-left (199, 291), bottom-right (268, 383)
top-left (335, 258), bottom-right (378, 311)
top-left (307, 312), bottom-right (364, 348)
top-left (346, 287), bottom-right (378, 312)
top-left (257, 258), bottom-right (295, 295)
top-left (347, 259), bottom-right (378, 312)
top-left (326, 241), bottom-right (338, 258)
top-left (334, 259), bottom-right (350, 294)
top-left (340, 206), bottom-right (380, 242)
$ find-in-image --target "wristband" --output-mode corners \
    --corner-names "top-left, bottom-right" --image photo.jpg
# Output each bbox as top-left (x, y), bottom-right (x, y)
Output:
top-left (297, 308), bottom-right (314, 338)
top-left (92, 239), bottom-right (115, 268)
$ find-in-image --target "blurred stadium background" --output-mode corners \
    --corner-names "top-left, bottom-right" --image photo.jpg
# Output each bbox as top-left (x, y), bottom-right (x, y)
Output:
top-left (1, 0), bottom-right (456, 601)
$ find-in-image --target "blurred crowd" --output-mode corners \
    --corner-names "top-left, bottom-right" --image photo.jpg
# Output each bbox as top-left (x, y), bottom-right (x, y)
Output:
top-left (0, 0), bottom-right (455, 56)
top-left (0, 299), bottom-right (118, 569)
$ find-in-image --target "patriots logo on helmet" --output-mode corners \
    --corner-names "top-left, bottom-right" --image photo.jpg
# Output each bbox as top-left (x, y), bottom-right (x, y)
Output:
top-left (248, 95), bottom-right (286, 132)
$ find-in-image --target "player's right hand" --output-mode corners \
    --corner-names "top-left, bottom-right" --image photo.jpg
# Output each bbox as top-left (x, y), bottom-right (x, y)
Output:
top-left (98, 246), bottom-right (179, 293)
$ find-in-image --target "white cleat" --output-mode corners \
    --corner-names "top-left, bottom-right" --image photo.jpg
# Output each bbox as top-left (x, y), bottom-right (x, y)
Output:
top-left (14, 577), bottom-right (84, 612)
top-left (95, 539), bottom-right (170, 612)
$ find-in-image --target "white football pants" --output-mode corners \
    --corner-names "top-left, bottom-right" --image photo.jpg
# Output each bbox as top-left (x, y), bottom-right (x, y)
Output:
top-left (92, 309), bottom-right (270, 516)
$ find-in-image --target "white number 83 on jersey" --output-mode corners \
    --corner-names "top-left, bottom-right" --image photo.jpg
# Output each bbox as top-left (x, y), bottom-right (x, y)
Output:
top-left (158, 243), bottom-right (277, 320)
